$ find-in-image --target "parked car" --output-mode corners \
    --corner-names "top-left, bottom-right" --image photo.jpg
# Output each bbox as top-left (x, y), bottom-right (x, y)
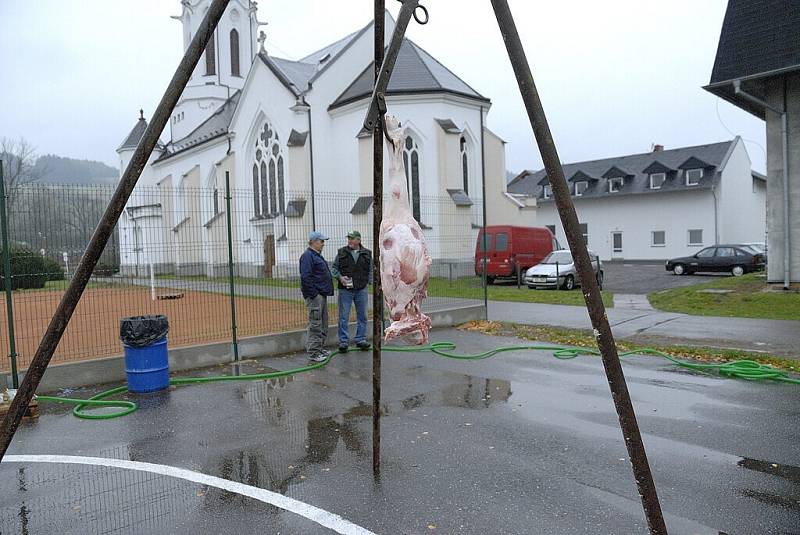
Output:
top-left (665, 245), bottom-right (765, 276)
top-left (475, 226), bottom-right (559, 284)
top-left (740, 242), bottom-right (768, 263)
top-left (524, 249), bottom-right (603, 290)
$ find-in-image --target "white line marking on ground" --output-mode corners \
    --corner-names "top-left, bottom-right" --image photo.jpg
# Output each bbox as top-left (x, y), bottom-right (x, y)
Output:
top-left (3, 454), bottom-right (375, 535)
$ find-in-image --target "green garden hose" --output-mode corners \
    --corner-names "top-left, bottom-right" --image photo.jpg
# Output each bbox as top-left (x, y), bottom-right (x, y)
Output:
top-left (37, 342), bottom-right (799, 420)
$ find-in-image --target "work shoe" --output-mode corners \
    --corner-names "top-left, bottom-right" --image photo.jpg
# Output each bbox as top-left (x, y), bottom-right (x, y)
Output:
top-left (356, 342), bottom-right (370, 351)
top-left (308, 353), bottom-right (327, 363)
top-left (338, 344), bottom-right (349, 353)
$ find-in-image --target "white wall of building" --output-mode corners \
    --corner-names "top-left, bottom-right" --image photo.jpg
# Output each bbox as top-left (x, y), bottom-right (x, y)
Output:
top-left (717, 138), bottom-right (767, 245)
top-left (536, 190), bottom-right (717, 261)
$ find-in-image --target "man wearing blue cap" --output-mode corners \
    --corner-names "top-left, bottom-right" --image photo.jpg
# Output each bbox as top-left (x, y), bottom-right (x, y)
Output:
top-left (299, 231), bottom-right (334, 362)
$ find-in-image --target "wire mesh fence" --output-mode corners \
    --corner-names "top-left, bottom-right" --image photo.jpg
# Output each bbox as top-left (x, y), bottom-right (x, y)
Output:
top-left (0, 184), bottom-right (485, 373)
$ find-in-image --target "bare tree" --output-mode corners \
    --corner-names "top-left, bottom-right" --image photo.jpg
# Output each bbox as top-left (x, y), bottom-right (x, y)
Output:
top-left (1, 137), bottom-right (45, 213)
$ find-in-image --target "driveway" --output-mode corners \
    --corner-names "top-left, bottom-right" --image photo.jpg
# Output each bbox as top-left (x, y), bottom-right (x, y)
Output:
top-left (2, 327), bottom-right (798, 534)
top-left (601, 261), bottom-right (726, 294)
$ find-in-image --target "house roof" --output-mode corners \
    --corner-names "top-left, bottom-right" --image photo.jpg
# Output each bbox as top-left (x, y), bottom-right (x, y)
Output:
top-left (507, 140), bottom-right (736, 201)
top-left (155, 91), bottom-right (241, 162)
top-left (329, 38), bottom-right (489, 110)
top-left (704, 0), bottom-right (800, 118)
top-left (266, 56), bottom-right (317, 95)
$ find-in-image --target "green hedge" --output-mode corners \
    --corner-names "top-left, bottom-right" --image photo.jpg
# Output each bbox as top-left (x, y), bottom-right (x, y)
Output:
top-left (0, 245), bottom-right (65, 290)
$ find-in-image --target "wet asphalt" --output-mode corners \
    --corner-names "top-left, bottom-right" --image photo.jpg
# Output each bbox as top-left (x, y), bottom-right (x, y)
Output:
top-left (1, 328), bottom-right (798, 534)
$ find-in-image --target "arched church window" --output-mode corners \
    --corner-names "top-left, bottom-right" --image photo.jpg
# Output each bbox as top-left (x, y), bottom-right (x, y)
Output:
top-left (460, 136), bottom-right (469, 195)
top-left (252, 121), bottom-right (286, 217)
top-left (205, 32), bottom-right (216, 75)
top-left (402, 135), bottom-right (422, 223)
top-left (230, 29), bottom-right (240, 77)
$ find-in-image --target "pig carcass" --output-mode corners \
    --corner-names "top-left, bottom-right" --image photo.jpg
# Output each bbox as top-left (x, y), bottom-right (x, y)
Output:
top-left (379, 115), bottom-right (432, 344)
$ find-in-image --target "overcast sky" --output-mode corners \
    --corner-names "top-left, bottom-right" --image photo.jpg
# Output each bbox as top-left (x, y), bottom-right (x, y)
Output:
top-left (0, 0), bottom-right (766, 174)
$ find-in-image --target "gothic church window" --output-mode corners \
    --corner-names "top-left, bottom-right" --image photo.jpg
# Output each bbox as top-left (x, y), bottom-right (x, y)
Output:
top-left (230, 29), bottom-right (240, 77)
top-left (460, 136), bottom-right (469, 195)
top-left (205, 32), bottom-right (216, 75)
top-left (252, 121), bottom-right (285, 217)
top-left (402, 135), bottom-right (422, 223)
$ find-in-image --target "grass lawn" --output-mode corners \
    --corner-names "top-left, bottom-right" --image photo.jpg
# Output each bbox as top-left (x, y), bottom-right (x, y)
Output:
top-left (428, 277), bottom-right (614, 307)
top-left (648, 273), bottom-right (800, 321)
top-left (460, 320), bottom-right (800, 373)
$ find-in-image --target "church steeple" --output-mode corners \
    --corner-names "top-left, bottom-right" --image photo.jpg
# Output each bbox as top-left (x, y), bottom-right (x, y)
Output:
top-left (168, 0), bottom-right (262, 142)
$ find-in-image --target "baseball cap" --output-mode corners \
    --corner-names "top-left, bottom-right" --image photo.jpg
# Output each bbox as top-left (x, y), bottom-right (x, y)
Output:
top-left (347, 230), bottom-right (362, 239)
top-left (308, 230), bottom-right (329, 241)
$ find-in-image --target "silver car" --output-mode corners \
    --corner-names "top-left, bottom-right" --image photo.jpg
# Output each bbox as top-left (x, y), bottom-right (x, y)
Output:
top-left (524, 249), bottom-right (603, 290)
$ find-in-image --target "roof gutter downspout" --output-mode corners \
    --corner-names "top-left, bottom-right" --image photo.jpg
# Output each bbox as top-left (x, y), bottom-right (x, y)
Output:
top-left (734, 80), bottom-right (790, 290)
top-left (306, 98), bottom-right (316, 230)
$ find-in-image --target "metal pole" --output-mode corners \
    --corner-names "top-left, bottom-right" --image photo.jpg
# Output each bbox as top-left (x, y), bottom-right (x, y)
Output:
top-left (489, 2), bottom-right (667, 533)
top-left (479, 107), bottom-right (488, 317)
top-left (0, 162), bottom-right (19, 389)
top-left (224, 171), bottom-right (239, 362)
top-left (0, 0), bottom-right (232, 461)
top-left (372, 0), bottom-right (385, 480)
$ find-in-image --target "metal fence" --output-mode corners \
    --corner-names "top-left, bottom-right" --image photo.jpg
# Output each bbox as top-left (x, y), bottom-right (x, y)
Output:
top-left (0, 183), bottom-right (485, 376)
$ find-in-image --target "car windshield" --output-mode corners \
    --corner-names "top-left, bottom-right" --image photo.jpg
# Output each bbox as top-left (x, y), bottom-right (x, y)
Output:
top-left (541, 251), bottom-right (573, 264)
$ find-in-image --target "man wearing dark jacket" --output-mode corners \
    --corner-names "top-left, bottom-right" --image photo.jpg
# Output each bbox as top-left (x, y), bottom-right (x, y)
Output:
top-left (331, 230), bottom-right (372, 352)
top-left (299, 231), bottom-right (334, 362)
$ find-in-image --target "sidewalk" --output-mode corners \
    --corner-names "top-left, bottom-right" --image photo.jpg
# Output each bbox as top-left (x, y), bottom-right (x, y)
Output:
top-left (488, 297), bottom-right (800, 358)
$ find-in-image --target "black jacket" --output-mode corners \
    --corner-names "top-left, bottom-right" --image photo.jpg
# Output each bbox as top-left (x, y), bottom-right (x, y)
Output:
top-left (334, 246), bottom-right (372, 290)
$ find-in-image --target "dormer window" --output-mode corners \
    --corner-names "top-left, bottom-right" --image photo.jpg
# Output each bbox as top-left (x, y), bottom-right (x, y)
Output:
top-left (543, 185), bottom-right (552, 199)
top-left (649, 172), bottom-right (666, 189)
top-left (608, 177), bottom-right (623, 193)
top-left (686, 168), bottom-right (703, 185)
top-left (575, 181), bottom-right (588, 196)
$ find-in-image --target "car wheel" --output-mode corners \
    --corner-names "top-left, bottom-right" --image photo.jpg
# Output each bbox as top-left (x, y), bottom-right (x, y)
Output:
top-left (731, 265), bottom-right (745, 277)
top-left (596, 271), bottom-right (604, 290)
top-left (560, 275), bottom-right (575, 290)
top-left (673, 264), bottom-right (686, 275)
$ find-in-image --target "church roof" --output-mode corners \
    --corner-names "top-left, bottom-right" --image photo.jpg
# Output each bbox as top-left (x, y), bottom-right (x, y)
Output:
top-left (117, 114), bottom-right (148, 152)
top-left (155, 91), bottom-right (241, 162)
top-left (329, 39), bottom-right (489, 110)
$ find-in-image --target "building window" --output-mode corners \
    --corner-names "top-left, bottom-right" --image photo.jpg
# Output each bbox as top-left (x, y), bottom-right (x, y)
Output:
top-left (252, 121), bottom-right (285, 217)
top-left (580, 223), bottom-right (588, 245)
top-left (649, 173), bottom-right (666, 189)
top-left (402, 135), bottom-right (422, 222)
top-left (651, 230), bottom-right (665, 247)
top-left (575, 181), bottom-right (588, 196)
top-left (205, 32), bottom-right (216, 75)
top-left (542, 185), bottom-right (552, 199)
top-left (686, 168), bottom-right (703, 186)
top-left (230, 29), bottom-right (240, 77)
top-left (213, 187), bottom-right (219, 215)
top-left (460, 136), bottom-right (469, 195)
top-left (688, 229), bottom-right (703, 246)
top-left (608, 177), bottom-right (623, 193)
top-left (612, 232), bottom-right (623, 253)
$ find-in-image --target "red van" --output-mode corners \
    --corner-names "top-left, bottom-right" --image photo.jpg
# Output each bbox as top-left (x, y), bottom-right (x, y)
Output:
top-left (475, 226), bottom-right (559, 283)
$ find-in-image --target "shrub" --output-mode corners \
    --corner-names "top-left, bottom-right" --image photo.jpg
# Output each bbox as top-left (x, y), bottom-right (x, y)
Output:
top-left (0, 245), bottom-right (65, 290)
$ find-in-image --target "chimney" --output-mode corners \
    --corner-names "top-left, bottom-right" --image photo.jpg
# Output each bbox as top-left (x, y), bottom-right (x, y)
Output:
top-left (653, 144), bottom-right (664, 152)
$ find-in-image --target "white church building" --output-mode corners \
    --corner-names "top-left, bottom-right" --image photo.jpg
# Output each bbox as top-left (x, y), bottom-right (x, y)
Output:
top-left (116, 0), bottom-right (507, 278)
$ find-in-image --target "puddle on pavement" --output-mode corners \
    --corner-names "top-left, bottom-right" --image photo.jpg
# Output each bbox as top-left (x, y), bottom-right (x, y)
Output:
top-left (737, 457), bottom-right (800, 511)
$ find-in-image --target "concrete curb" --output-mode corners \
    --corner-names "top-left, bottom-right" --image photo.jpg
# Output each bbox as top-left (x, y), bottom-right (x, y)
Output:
top-left (12, 305), bottom-right (485, 393)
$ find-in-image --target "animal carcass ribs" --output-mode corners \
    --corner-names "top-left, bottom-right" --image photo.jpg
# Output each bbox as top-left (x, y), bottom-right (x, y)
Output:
top-left (379, 116), bottom-right (432, 344)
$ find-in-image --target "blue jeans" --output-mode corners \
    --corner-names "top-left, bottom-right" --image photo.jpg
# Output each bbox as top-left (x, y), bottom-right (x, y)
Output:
top-left (338, 287), bottom-right (368, 345)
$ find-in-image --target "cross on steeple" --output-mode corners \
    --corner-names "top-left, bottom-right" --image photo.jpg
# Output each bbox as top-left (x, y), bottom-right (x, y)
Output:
top-left (139, 109), bottom-right (144, 120)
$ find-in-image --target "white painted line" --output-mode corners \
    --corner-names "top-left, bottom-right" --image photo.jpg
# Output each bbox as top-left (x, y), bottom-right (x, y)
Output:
top-left (4, 454), bottom-right (375, 535)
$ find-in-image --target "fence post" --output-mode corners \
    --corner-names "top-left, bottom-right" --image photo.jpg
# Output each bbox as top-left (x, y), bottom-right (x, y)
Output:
top-left (0, 162), bottom-right (19, 389)
top-left (224, 171), bottom-right (239, 362)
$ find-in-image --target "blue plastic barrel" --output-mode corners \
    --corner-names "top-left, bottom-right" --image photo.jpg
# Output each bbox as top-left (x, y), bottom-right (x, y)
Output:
top-left (123, 337), bottom-right (170, 393)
